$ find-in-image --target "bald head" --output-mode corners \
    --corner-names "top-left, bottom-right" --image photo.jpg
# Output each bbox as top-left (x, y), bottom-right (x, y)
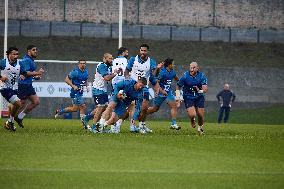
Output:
top-left (189, 61), bottom-right (199, 76)
top-left (224, 83), bottom-right (230, 90)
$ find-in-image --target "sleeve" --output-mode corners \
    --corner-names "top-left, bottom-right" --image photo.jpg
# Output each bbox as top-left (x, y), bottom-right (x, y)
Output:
top-left (216, 91), bottom-right (222, 101)
top-left (177, 75), bottom-right (185, 88)
top-left (150, 58), bottom-right (157, 70)
top-left (97, 64), bottom-right (109, 77)
top-left (126, 57), bottom-right (135, 71)
top-left (0, 59), bottom-right (6, 70)
top-left (19, 59), bottom-right (30, 73)
top-left (201, 74), bottom-right (208, 85)
top-left (113, 80), bottom-right (125, 96)
top-left (68, 69), bottom-right (78, 79)
top-left (231, 92), bottom-right (236, 102)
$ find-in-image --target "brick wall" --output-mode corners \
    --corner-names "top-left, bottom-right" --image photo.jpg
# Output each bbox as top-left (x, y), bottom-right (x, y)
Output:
top-left (0, 0), bottom-right (283, 30)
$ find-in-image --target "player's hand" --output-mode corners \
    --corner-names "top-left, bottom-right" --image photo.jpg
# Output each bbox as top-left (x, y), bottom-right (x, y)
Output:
top-left (38, 68), bottom-right (45, 75)
top-left (157, 62), bottom-right (164, 69)
top-left (160, 89), bottom-right (168, 96)
top-left (73, 85), bottom-right (79, 90)
top-left (229, 104), bottom-right (231, 108)
top-left (0, 75), bottom-right (8, 82)
top-left (19, 74), bottom-right (25, 80)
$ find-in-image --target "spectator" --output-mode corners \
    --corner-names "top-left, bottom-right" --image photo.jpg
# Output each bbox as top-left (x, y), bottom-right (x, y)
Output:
top-left (216, 83), bottom-right (236, 123)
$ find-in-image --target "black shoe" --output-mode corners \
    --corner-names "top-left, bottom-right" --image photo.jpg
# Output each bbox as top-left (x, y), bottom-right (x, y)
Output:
top-left (5, 121), bottom-right (16, 131)
top-left (15, 117), bottom-right (24, 128)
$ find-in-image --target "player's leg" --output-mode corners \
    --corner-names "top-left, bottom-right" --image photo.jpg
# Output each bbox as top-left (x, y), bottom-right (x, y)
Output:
top-left (138, 89), bottom-right (152, 133)
top-left (91, 93), bottom-right (108, 132)
top-left (167, 100), bottom-right (180, 130)
top-left (55, 96), bottom-right (81, 119)
top-left (223, 107), bottom-right (230, 123)
top-left (218, 107), bottom-right (224, 123)
top-left (196, 96), bottom-right (205, 134)
top-left (184, 96), bottom-right (197, 129)
top-left (99, 99), bottom-right (117, 126)
top-left (147, 95), bottom-right (164, 115)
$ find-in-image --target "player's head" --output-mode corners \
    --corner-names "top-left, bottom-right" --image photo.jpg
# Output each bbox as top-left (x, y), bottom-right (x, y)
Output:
top-left (224, 83), bottom-right (230, 90)
top-left (135, 76), bottom-right (147, 90)
top-left (103, 53), bottom-right (113, 65)
top-left (78, 59), bottom-right (86, 70)
top-left (139, 44), bottom-right (150, 59)
top-left (164, 58), bottom-right (174, 69)
top-left (189, 61), bottom-right (199, 75)
top-left (118, 47), bottom-right (129, 58)
top-left (6, 47), bottom-right (19, 63)
top-left (27, 45), bottom-right (37, 58)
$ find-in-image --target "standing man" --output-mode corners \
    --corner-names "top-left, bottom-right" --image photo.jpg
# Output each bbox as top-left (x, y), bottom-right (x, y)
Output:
top-left (16, 45), bottom-right (44, 127)
top-left (217, 83), bottom-right (236, 123)
top-left (90, 53), bottom-right (119, 130)
top-left (124, 44), bottom-right (162, 133)
top-left (83, 47), bottom-right (129, 128)
top-left (147, 58), bottom-right (180, 130)
top-left (176, 62), bottom-right (208, 134)
top-left (54, 59), bottom-right (89, 127)
top-left (0, 47), bottom-right (22, 131)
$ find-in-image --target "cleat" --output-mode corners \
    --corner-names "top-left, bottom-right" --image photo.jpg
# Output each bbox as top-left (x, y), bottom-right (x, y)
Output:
top-left (108, 125), bottom-right (119, 134)
top-left (138, 127), bottom-right (146, 134)
top-left (54, 109), bottom-right (60, 119)
top-left (81, 115), bottom-right (89, 129)
top-left (91, 124), bottom-right (100, 133)
top-left (139, 122), bottom-right (152, 133)
top-left (15, 117), bottom-right (24, 128)
top-left (130, 125), bottom-right (138, 133)
top-left (170, 124), bottom-right (181, 130)
top-left (197, 126), bottom-right (204, 135)
top-left (4, 122), bottom-right (10, 130)
top-left (5, 121), bottom-right (16, 131)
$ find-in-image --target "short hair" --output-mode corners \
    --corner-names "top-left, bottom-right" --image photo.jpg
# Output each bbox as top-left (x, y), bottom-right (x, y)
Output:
top-left (78, 59), bottom-right (86, 63)
top-left (117, 47), bottom-right (128, 56)
top-left (163, 58), bottom-right (174, 67)
top-left (6, 47), bottom-right (18, 55)
top-left (27, 45), bottom-right (36, 51)
top-left (140, 44), bottom-right (150, 50)
top-left (138, 76), bottom-right (147, 86)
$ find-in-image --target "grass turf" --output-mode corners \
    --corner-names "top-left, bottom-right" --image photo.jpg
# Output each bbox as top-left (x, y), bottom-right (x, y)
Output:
top-left (0, 119), bottom-right (283, 189)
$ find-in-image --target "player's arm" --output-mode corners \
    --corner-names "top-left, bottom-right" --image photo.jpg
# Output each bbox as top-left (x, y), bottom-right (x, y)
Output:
top-left (124, 57), bottom-right (134, 79)
top-left (0, 62), bottom-right (8, 82)
top-left (65, 75), bottom-right (78, 90)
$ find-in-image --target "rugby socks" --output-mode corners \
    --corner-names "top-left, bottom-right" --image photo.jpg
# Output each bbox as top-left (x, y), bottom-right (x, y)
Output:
top-left (18, 112), bottom-right (26, 119)
top-left (84, 113), bottom-right (93, 122)
top-left (8, 116), bottom-right (14, 123)
top-left (171, 119), bottom-right (177, 125)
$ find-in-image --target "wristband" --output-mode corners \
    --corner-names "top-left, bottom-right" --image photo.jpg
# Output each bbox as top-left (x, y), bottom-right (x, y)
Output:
top-left (198, 90), bottom-right (203, 93)
top-left (175, 90), bottom-right (181, 100)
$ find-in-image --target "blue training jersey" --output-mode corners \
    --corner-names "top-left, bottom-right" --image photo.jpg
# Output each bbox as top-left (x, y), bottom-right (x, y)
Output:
top-left (18, 54), bottom-right (36, 85)
top-left (68, 67), bottom-right (89, 98)
top-left (113, 79), bottom-right (144, 101)
top-left (158, 67), bottom-right (177, 93)
top-left (177, 71), bottom-right (208, 98)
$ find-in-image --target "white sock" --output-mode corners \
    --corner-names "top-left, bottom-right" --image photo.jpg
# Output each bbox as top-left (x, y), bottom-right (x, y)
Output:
top-left (116, 119), bottom-right (123, 127)
top-left (8, 116), bottom-right (14, 123)
top-left (18, 112), bottom-right (26, 119)
top-left (99, 118), bottom-right (106, 126)
top-left (139, 122), bottom-right (145, 128)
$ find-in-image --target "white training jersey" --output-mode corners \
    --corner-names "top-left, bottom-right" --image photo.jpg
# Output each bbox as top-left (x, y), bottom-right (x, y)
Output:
top-left (130, 55), bottom-right (151, 85)
top-left (0, 59), bottom-right (20, 90)
top-left (92, 62), bottom-right (112, 92)
top-left (111, 56), bottom-right (127, 85)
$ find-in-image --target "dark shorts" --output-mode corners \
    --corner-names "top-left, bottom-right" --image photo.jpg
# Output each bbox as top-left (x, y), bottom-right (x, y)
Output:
top-left (18, 84), bottom-right (36, 100)
top-left (184, 95), bottom-right (205, 109)
top-left (93, 93), bottom-right (108, 106)
top-left (0, 88), bottom-right (19, 103)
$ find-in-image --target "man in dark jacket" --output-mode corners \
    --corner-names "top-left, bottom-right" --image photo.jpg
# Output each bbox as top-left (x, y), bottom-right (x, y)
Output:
top-left (217, 83), bottom-right (236, 123)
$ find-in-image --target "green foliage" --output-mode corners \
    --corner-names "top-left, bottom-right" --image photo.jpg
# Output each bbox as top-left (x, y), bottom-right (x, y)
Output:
top-left (0, 119), bottom-right (283, 188)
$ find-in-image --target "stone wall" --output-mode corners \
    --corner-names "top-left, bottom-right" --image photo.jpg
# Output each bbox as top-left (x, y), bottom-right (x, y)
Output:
top-left (0, 0), bottom-right (283, 30)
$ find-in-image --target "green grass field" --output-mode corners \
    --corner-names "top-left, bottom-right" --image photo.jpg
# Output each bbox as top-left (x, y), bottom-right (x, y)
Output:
top-left (0, 118), bottom-right (283, 189)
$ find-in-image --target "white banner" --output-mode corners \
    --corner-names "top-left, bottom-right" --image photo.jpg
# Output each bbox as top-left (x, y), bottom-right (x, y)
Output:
top-left (33, 82), bottom-right (92, 98)
top-left (33, 82), bottom-right (156, 99)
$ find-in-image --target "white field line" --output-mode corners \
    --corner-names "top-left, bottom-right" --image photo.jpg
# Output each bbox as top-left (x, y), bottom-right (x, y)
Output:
top-left (0, 167), bottom-right (283, 176)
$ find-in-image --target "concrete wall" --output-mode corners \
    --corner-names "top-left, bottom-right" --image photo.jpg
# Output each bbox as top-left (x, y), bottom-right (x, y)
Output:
top-left (1, 20), bottom-right (283, 43)
top-left (22, 62), bottom-right (284, 118)
top-left (0, 0), bottom-right (283, 30)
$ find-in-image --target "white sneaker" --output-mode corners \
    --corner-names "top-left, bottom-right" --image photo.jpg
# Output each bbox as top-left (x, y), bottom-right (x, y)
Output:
top-left (170, 124), bottom-right (181, 130)
top-left (109, 125), bottom-right (120, 134)
top-left (197, 125), bottom-right (204, 135)
top-left (139, 122), bottom-right (152, 133)
top-left (139, 127), bottom-right (147, 134)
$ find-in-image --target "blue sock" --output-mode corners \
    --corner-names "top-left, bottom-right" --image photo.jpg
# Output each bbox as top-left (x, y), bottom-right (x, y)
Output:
top-left (171, 119), bottom-right (177, 125)
top-left (85, 113), bottom-right (93, 122)
top-left (59, 108), bottom-right (65, 115)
